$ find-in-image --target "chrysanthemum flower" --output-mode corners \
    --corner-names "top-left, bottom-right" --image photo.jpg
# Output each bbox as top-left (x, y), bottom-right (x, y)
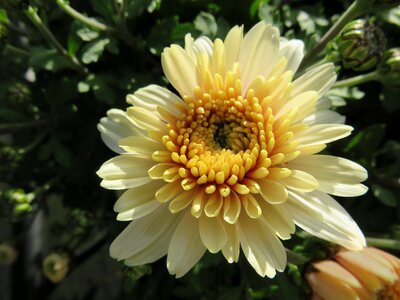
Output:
top-left (97, 22), bottom-right (368, 278)
top-left (306, 247), bottom-right (400, 300)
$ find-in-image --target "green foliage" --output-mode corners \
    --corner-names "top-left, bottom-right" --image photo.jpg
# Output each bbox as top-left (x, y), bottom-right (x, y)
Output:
top-left (0, 0), bottom-right (399, 299)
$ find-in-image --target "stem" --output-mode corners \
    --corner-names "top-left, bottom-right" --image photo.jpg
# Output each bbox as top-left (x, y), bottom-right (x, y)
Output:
top-left (19, 129), bottom-right (49, 154)
top-left (4, 44), bottom-right (30, 56)
top-left (299, 0), bottom-right (365, 71)
top-left (24, 6), bottom-right (87, 74)
top-left (333, 71), bottom-right (380, 88)
top-left (285, 248), bottom-right (309, 265)
top-left (0, 119), bottom-right (49, 134)
top-left (366, 237), bottom-right (400, 251)
top-left (56, 0), bottom-right (114, 32)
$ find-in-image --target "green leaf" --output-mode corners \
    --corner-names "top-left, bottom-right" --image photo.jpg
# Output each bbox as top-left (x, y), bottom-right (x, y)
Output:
top-left (0, 8), bottom-right (9, 24)
top-left (29, 47), bottom-right (72, 71)
top-left (381, 87), bottom-right (400, 113)
top-left (125, 0), bottom-right (154, 19)
top-left (76, 27), bottom-right (100, 42)
top-left (89, 0), bottom-right (114, 22)
top-left (52, 139), bottom-right (73, 168)
top-left (380, 6), bottom-right (400, 27)
top-left (372, 184), bottom-right (397, 207)
top-left (218, 287), bottom-right (243, 300)
top-left (194, 12), bottom-right (218, 37)
top-left (297, 11), bottom-right (315, 35)
top-left (345, 124), bottom-right (386, 158)
top-left (80, 38), bottom-right (110, 64)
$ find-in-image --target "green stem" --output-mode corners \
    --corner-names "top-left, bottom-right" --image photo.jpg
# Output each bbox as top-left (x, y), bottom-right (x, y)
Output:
top-left (285, 248), bottom-right (309, 265)
top-left (366, 237), bottom-right (400, 251)
top-left (333, 71), bottom-right (380, 88)
top-left (56, 0), bottom-right (114, 32)
top-left (299, 0), bottom-right (366, 71)
top-left (0, 119), bottom-right (49, 134)
top-left (4, 44), bottom-right (30, 56)
top-left (19, 129), bottom-right (49, 154)
top-left (25, 6), bottom-right (87, 74)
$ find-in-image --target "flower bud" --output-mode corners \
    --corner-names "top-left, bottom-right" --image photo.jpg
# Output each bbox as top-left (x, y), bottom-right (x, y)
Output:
top-left (306, 247), bottom-right (400, 300)
top-left (0, 146), bottom-right (23, 174)
top-left (332, 19), bottom-right (386, 71)
top-left (7, 82), bottom-right (32, 109)
top-left (0, 188), bottom-right (34, 221)
top-left (0, 243), bottom-right (18, 265)
top-left (378, 48), bottom-right (400, 90)
top-left (42, 252), bottom-right (70, 283)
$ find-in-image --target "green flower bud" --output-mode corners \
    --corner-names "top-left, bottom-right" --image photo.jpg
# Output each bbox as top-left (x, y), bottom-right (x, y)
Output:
top-left (378, 48), bottom-right (400, 90)
top-left (7, 82), bottom-right (32, 109)
top-left (334, 19), bottom-right (386, 71)
top-left (0, 188), bottom-right (34, 221)
top-left (0, 243), bottom-right (18, 265)
top-left (42, 252), bottom-right (70, 283)
top-left (0, 146), bottom-right (23, 174)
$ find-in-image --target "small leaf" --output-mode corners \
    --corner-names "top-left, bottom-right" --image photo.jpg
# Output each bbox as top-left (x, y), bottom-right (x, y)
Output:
top-left (76, 27), bottom-right (100, 42)
top-left (345, 124), bottom-right (386, 155)
top-left (0, 8), bottom-right (10, 24)
top-left (194, 12), bottom-right (218, 37)
top-left (29, 47), bottom-right (72, 71)
top-left (372, 184), bottom-right (397, 207)
top-left (81, 38), bottom-right (110, 64)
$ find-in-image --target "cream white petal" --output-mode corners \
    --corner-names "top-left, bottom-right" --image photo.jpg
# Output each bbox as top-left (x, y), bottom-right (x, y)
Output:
top-left (167, 211), bottom-right (206, 278)
top-left (291, 63), bottom-right (336, 97)
top-left (257, 199), bottom-right (296, 240)
top-left (279, 39), bottom-right (304, 73)
top-left (199, 215), bottom-right (228, 253)
top-left (126, 84), bottom-right (185, 117)
top-left (286, 191), bottom-right (365, 250)
top-left (289, 155), bottom-right (367, 181)
top-left (127, 106), bottom-right (167, 132)
top-left (239, 22), bottom-right (280, 92)
top-left (221, 222), bottom-right (240, 263)
top-left (288, 155), bottom-right (368, 197)
top-left (97, 109), bottom-right (144, 154)
top-left (110, 204), bottom-right (181, 261)
top-left (114, 181), bottom-right (164, 221)
top-left (119, 135), bottom-right (160, 157)
top-left (293, 124), bottom-right (353, 147)
top-left (185, 34), bottom-right (213, 60)
top-left (161, 44), bottom-right (197, 97)
top-left (238, 214), bottom-right (287, 278)
top-left (97, 154), bottom-right (153, 190)
top-left (303, 110), bottom-right (345, 125)
top-left (224, 25), bottom-right (243, 71)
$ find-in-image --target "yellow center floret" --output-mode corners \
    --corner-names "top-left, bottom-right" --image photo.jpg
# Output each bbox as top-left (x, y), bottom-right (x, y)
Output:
top-left (152, 56), bottom-right (306, 223)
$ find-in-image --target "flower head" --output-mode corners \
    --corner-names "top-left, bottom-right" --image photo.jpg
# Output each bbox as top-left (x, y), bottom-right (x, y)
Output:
top-left (306, 247), bottom-right (400, 300)
top-left (97, 22), bottom-right (367, 278)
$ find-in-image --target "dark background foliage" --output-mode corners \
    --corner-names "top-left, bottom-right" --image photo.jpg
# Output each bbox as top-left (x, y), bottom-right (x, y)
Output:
top-left (0, 0), bottom-right (399, 299)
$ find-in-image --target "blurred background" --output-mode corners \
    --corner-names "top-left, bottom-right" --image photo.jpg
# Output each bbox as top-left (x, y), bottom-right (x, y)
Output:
top-left (0, 0), bottom-right (399, 299)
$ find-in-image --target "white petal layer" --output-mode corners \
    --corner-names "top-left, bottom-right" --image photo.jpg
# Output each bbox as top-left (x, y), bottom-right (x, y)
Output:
top-left (161, 45), bottom-right (197, 97)
top-left (303, 110), bottom-right (345, 125)
top-left (294, 124), bottom-right (353, 147)
top-left (291, 63), bottom-right (336, 97)
top-left (239, 22), bottom-right (280, 92)
top-left (126, 84), bottom-right (185, 117)
top-left (97, 155), bottom-right (153, 190)
top-left (286, 191), bottom-right (366, 250)
top-left (279, 39), bottom-right (304, 73)
top-left (110, 204), bottom-right (181, 264)
top-left (238, 214), bottom-right (287, 278)
top-left (167, 210), bottom-right (206, 278)
top-left (114, 180), bottom-right (164, 221)
top-left (185, 34), bottom-right (213, 61)
top-left (288, 155), bottom-right (368, 197)
top-left (97, 109), bottom-right (144, 154)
